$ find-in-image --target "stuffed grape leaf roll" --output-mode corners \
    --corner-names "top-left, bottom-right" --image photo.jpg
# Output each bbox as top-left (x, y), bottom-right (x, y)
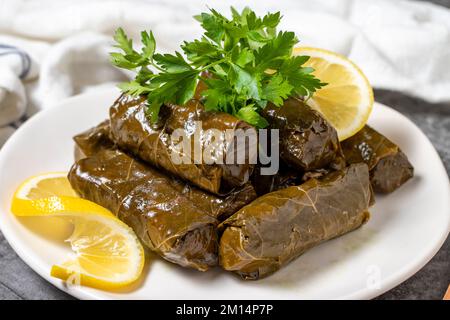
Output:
top-left (219, 163), bottom-right (371, 280)
top-left (72, 123), bottom-right (257, 221)
top-left (69, 148), bottom-right (219, 271)
top-left (109, 94), bottom-right (256, 195)
top-left (251, 161), bottom-right (302, 196)
top-left (262, 98), bottom-right (345, 171)
top-left (341, 125), bottom-right (414, 193)
top-left (73, 120), bottom-right (113, 161)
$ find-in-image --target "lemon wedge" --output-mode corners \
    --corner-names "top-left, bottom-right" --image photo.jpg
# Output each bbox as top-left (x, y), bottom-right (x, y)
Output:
top-left (293, 47), bottom-right (374, 140)
top-left (11, 173), bottom-right (145, 290)
top-left (14, 172), bottom-right (79, 200)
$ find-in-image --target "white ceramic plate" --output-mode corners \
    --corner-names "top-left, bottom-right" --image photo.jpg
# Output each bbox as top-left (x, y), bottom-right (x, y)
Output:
top-left (0, 87), bottom-right (449, 300)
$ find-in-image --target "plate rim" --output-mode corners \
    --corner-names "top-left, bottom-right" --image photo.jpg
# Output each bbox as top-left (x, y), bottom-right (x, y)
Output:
top-left (342, 106), bottom-right (450, 299)
top-left (0, 89), bottom-right (449, 300)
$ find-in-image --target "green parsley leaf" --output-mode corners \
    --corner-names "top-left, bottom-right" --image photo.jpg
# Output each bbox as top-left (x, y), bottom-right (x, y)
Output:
top-left (201, 78), bottom-right (230, 112)
top-left (236, 106), bottom-right (269, 128)
top-left (231, 47), bottom-right (255, 67)
top-left (280, 56), bottom-right (327, 97)
top-left (148, 70), bottom-right (198, 105)
top-left (110, 8), bottom-right (326, 128)
top-left (261, 74), bottom-right (294, 106)
top-left (229, 64), bottom-right (260, 100)
top-left (141, 30), bottom-right (156, 61)
top-left (110, 52), bottom-right (138, 69)
top-left (198, 11), bottom-right (225, 44)
top-left (262, 12), bottom-right (282, 28)
top-left (153, 52), bottom-right (192, 73)
top-left (135, 66), bottom-right (155, 84)
top-left (118, 81), bottom-right (151, 96)
top-left (113, 27), bottom-right (135, 55)
top-left (255, 31), bottom-right (298, 70)
top-left (145, 98), bottom-right (162, 124)
top-left (182, 38), bottom-right (222, 67)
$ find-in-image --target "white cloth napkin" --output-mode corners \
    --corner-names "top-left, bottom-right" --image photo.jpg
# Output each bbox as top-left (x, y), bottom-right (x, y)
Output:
top-left (1, 0), bottom-right (450, 147)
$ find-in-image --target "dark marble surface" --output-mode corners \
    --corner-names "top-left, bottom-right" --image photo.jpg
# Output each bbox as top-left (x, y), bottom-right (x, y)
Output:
top-left (376, 0), bottom-right (450, 300)
top-left (374, 90), bottom-right (450, 300)
top-left (1, 0), bottom-right (449, 301)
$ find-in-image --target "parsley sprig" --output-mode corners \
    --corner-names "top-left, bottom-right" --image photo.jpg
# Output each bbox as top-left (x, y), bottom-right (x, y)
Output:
top-left (110, 7), bottom-right (326, 128)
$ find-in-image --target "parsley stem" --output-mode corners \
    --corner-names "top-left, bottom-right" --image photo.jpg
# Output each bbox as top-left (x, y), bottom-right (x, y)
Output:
top-left (200, 58), bottom-right (228, 72)
top-left (149, 61), bottom-right (165, 72)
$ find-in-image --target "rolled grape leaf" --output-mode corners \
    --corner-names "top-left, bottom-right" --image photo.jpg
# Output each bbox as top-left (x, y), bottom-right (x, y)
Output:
top-left (69, 148), bottom-right (219, 271)
top-left (219, 163), bottom-right (371, 280)
top-left (341, 125), bottom-right (414, 193)
top-left (251, 161), bottom-right (302, 196)
top-left (262, 98), bottom-right (345, 171)
top-left (73, 120), bottom-right (113, 161)
top-left (172, 180), bottom-right (257, 221)
top-left (73, 123), bottom-right (257, 221)
top-left (109, 94), bottom-right (257, 195)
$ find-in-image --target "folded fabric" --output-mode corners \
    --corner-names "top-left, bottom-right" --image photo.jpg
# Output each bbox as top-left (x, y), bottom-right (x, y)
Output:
top-left (36, 32), bottom-right (129, 108)
top-left (0, 0), bottom-right (450, 149)
top-left (0, 44), bottom-right (33, 127)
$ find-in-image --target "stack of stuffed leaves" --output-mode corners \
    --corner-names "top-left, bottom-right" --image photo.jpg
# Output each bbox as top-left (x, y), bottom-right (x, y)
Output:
top-left (67, 92), bottom-right (414, 279)
top-left (69, 122), bottom-right (257, 271)
top-left (262, 98), bottom-right (346, 172)
top-left (109, 94), bottom-right (257, 195)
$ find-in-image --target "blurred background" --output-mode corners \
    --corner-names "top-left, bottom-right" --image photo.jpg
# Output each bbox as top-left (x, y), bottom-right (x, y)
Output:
top-left (0, 0), bottom-right (449, 300)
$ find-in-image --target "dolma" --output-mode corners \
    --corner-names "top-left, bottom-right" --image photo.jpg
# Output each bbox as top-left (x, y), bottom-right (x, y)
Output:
top-left (171, 180), bottom-right (256, 221)
top-left (69, 148), bottom-right (219, 271)
top-left (341, 125), bottom-right (414, 193)
top-left (219, 163), bottom-right (371, 280)
top-left (73, 120), bottom-right (113, 161)
top-left (262, 98), bottom-right (345, 171)
top-left (73, 123), bottom-right (257, 221)
top-left (109, 94), bottom-right (256, 195)
top-left (251, 161), bottom-right (302, 196)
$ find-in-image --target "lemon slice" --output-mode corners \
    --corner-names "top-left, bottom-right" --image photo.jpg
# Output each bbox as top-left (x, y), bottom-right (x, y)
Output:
top-left (11, 173), bottom-right (145, 290)
top-left (14, 172), bottom-right (79, 200)
top-left (293, 47), bottom-right (374, 140)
